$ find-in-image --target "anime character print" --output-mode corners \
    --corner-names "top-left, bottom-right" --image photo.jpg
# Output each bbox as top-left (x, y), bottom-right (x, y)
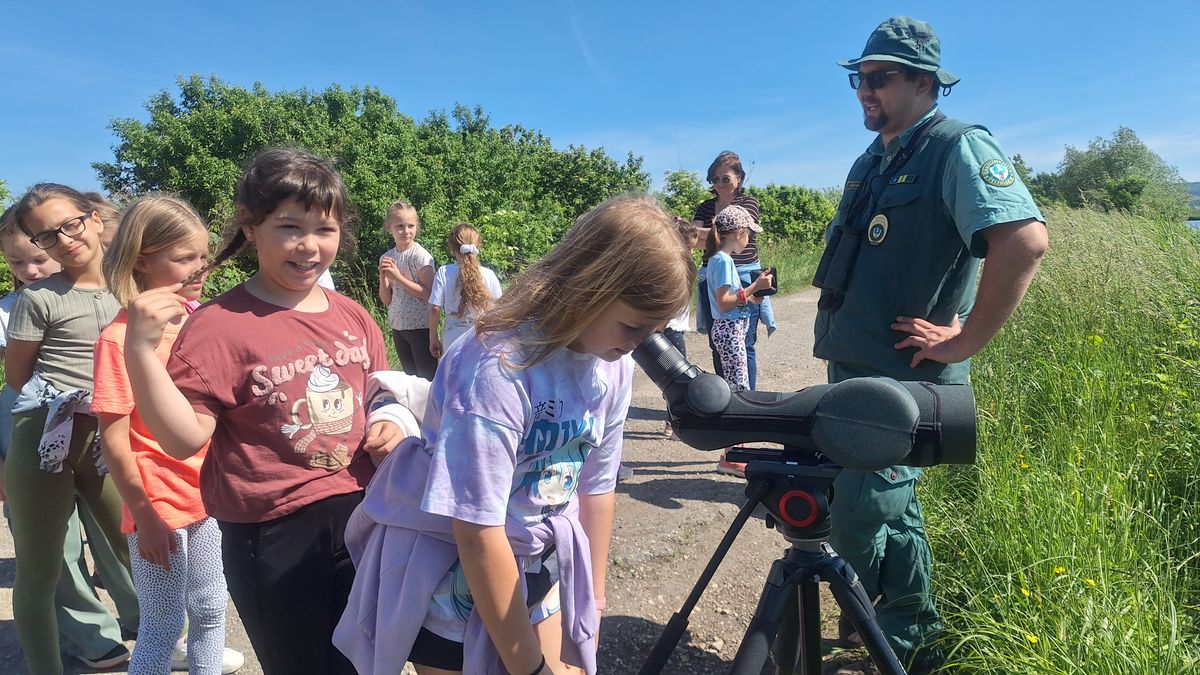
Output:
top-left (509, 402), bottom-right (601, 524)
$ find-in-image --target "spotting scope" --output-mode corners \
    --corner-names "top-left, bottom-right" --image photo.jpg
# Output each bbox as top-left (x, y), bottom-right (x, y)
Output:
top-left (632, 333), bottom-right (976, 470)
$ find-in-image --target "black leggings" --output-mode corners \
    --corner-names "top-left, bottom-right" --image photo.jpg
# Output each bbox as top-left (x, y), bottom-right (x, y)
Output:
top-left (218, 491), bottom-right (363, 675)
top-left (392, 328), bottom-right (438, 380)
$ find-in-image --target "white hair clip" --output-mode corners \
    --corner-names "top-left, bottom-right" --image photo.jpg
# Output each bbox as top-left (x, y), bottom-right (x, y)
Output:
top-left (459, 244), bottom-right (479, 255)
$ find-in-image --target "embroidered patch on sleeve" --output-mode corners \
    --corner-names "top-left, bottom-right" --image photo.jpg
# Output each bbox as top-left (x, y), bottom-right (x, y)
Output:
top-left (980, 159), bottom-right (1016, 187)
top-left (889, 174), bottom-right (919, 185)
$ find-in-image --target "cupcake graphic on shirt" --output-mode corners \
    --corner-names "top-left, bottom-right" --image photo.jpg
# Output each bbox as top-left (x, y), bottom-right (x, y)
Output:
top-left (281, 365), bottom-right (355, 469)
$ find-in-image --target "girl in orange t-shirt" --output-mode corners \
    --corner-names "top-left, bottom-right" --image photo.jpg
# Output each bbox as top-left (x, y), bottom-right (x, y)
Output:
top-left (93, 196), bottom-right (243, 674)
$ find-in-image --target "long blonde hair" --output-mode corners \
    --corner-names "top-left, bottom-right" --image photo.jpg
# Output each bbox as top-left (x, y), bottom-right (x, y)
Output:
top-left (104, 195), bottom-right (208, 306)
top-left (447, 223), bottom-right (491, 317)
top-left (476, 193), bottom-right (695, 368)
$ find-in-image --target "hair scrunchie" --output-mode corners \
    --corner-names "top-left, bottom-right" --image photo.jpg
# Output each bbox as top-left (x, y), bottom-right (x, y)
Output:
top-left (459, 244), bottom-right (479, 255)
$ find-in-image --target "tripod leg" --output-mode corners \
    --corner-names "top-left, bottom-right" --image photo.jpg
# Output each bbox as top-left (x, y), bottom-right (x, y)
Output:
top-left (797, 579), bottom-right (822, 674)
top-left (729, 551), bottom-right (805, 675)
top-left (770, 577), bottom-right (821, 675)
top-left (772, 588), bottom-right (800, 674)
top-left (820, 553), bottom-right (907, 675)
top-left (636, 482), bottom-right (769, 675)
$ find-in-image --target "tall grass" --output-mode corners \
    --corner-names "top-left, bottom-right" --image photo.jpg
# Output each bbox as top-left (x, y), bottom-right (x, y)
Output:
top-left (922, 206), bottom-right (1200, 673)
top-left (757, 236), bottom-right (822, 295)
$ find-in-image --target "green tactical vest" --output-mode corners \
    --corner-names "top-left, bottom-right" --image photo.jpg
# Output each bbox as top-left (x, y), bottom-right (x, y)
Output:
top-left (813, 117), bottom-right (985, 385)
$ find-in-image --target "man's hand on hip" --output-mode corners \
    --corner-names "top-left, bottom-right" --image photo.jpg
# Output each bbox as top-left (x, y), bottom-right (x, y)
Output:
top-left (893, 314), bottom-right (970, 367)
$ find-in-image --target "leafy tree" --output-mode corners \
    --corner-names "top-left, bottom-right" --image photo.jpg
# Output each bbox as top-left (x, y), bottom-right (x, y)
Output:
top-left (746, 184), bottom-right (838, 246)
top-left (1010, 153), bottom-right (1058, 208)
top-left (0, 178), bottom-right (10, 206)
top-left (656, 169), bottom-right (710, 219)
top-left (94, 75), bottom-right (649, 297)
top-left (1045, 127), bottom-right (1190, 221)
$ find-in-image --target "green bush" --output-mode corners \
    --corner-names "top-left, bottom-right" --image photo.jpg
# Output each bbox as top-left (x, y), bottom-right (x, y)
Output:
top-left (922, 205), bottom-right (1200, 673)
top-left (473, 206), bottom-right (572, 280)
top-left (746, 183), bottom-right (837, 246)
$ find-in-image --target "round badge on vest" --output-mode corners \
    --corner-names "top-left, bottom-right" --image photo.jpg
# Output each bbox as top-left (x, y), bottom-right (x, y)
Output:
top-left (867, 213), bottom-right (889, 246)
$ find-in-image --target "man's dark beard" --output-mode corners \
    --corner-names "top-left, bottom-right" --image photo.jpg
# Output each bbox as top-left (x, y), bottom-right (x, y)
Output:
top-left (863, 108), bottom-right (888, 132)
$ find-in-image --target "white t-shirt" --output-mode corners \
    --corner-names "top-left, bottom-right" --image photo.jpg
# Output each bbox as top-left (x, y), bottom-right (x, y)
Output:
top-left (0, 291), bottom-right (20, 349)
top-left (429, 263), bottom-right (502, 349)
top-left (666, 304), bottom-right (691, 333)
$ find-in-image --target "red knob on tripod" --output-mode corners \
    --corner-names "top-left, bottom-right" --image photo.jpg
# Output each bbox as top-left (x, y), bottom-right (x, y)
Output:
top-left (776, 489), bottom-right (820, 529)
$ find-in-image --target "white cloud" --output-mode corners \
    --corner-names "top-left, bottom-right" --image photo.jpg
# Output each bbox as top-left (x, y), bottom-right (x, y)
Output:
top-left (568, 14), bottom-right (611, 87)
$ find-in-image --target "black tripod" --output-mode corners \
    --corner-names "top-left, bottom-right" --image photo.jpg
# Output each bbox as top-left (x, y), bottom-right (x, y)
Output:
top-left (636, 447), bottom-right (906, 675)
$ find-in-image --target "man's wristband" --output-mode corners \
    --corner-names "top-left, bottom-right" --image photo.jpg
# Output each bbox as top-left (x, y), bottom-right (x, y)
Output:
top-left (527, 654), bottom-right (547, 675)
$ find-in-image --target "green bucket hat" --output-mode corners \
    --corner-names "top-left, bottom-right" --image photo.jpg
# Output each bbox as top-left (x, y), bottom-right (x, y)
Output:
top-left (838, 16), bottom-right (960, 88)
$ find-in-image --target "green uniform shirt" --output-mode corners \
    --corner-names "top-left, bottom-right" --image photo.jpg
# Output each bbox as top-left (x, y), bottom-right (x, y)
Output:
top-left (815, 105), bottom-right (1043, 384)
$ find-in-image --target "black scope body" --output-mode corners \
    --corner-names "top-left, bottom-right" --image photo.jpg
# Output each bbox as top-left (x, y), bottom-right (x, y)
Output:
top-left (631, 333), bottom-right (977, 470)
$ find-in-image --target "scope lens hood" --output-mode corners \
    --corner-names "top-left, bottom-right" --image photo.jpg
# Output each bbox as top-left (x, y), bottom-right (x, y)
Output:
top-left (811, 377), bottom-right (920, 470)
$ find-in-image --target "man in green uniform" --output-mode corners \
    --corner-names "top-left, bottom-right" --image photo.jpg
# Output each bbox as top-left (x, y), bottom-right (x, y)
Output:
top-left (812, 16), bottom-right (1049, 672)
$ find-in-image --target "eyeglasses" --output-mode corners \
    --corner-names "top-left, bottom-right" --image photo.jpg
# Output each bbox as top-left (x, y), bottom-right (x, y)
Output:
top-left (30, 214), bottom-right (90, 250)
top-left (709, 176), bottom-right (735, 185)
top-left (849, 69), bottom-right (903, 91)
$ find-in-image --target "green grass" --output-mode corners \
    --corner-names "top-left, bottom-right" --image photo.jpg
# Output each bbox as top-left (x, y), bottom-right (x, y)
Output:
top-left (757, 236), bottom-right (822, 295)
top-left (921, 205), bottom-right (1200, 673)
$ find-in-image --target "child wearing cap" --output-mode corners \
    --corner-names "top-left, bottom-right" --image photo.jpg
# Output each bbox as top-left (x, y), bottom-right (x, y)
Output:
top-left (704, 205), bottom-right (772, 476)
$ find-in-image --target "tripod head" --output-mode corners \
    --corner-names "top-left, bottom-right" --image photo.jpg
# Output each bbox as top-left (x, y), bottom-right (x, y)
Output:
top-left (632, 333), bottom-right (977, 471)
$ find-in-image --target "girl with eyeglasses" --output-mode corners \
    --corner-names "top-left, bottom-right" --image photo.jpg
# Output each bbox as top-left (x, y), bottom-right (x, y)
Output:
top-left (4, 184), bottom-right (136, 674)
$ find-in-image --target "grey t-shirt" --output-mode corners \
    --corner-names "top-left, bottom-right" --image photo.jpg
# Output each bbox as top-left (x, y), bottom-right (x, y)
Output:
top-left (7, 274), bottom-right (119, 392)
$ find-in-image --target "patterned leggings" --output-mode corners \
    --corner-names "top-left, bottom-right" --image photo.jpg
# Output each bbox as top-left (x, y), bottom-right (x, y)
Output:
top-left (711, 318), bottom-right (750, 389)
top-left (128, 517), bottom-right (227, 675)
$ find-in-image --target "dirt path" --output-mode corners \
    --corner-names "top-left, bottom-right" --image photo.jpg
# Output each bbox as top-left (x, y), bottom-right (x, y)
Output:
top-left (598, 288), bottom-right (841, 674)
top-left (0, 289), bottom-right (856, 674)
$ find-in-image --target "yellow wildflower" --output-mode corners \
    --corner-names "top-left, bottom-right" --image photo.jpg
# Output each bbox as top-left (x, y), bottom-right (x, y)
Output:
top-left (1053, 566), bottom-right (1066, 574)
top-left (1026, 634), bottom-right (1039, 645)
top-left (1020, 587), bottom-right (1031, 598)
top-left (1085, 578), bottom-right (1097, 587)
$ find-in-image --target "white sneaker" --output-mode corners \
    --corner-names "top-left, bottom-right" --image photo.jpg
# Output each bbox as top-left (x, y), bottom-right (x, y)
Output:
top-left (170, 644), bottom-right (246, 674)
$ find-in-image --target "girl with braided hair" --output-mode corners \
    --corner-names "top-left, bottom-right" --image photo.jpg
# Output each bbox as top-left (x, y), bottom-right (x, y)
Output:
top-left (427, 223), bottom-right (502, 360)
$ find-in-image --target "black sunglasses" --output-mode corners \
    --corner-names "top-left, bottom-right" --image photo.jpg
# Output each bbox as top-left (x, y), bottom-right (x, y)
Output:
top-left (849, 69), bottom-right (903, 91)
top-left (709, 176), bottom-right (735, 185)
top-left (30, 213), bottom-right (90, 250)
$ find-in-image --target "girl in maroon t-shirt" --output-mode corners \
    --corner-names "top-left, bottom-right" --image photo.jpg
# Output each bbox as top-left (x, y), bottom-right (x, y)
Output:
top-left (122, 148), bottom-right (405, 674)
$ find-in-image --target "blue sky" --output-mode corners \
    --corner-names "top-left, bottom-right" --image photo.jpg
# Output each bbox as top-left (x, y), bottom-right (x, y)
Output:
top-left (3, 1), bottom-right (1198, 198)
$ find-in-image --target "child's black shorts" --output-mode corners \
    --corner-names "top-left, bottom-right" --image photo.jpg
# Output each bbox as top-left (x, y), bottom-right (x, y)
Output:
top-left (409, 548), bottom-right (559, 671)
